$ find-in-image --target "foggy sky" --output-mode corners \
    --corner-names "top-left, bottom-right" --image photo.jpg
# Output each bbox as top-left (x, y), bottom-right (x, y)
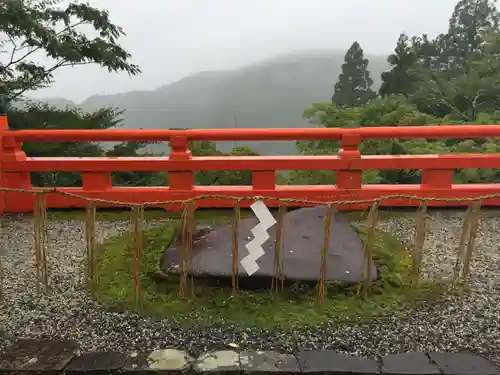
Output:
top-left (29, 0), bottom-right (460, 102)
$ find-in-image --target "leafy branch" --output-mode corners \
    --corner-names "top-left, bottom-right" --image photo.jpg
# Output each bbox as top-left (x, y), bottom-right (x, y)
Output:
top-left (0, 0), bottom-right (140, 104)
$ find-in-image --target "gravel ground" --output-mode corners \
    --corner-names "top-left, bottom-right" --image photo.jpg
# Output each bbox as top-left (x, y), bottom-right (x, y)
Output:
top-left (1, 210), bottom-right (500, 363)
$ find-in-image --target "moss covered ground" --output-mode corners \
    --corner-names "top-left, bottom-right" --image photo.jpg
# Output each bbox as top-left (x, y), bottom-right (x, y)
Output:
top-left (84, 208), bottom-right (445, 329)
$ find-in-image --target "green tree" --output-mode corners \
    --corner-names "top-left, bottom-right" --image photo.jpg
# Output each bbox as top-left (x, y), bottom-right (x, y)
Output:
top-left (412, 34), bottom-right (445, 72)
top-left (411, 28), bottom-right (500, 120)
top-left (294, 0), bottom-right (500, 187)
top-left (192, 143), bottom-right (259, 186)
top-left (0, 1), bottom-right (173, 188)
top-left (379, 33), bottom-right (418, 96)
top-left (7, 102), bottom-right (165, 187)
top-left (291, 95), bottom-right (500, 185)
top-left (0, 0), bottom-right (140, 106)
top-left (445, 0), bottom-right (500, 71)
top-left (332, 41), bottom-right (376, 108)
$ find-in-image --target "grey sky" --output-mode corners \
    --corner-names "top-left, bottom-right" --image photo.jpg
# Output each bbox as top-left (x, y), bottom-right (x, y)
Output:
top-left (31, 0), bottom-right (459, 102)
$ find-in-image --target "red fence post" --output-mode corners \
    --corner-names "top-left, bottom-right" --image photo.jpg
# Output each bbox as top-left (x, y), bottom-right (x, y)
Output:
top-left (337, 134), bottom-right (362, 189)
top-left (82, 172), bottom-right (112, 190)
top-left (421, 169), bottom-right (454, 189)
top-left (0, 114), bottom-right (6, 214)
top-left (0, 115), bottom-right (32, 212)
top-left (168, 136), bottom-right (194, 190)
top-left (252, 171), bottom-right (276, 190)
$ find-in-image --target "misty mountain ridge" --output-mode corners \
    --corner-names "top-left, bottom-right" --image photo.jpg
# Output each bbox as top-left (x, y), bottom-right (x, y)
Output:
top-left (33, 50), bottom-right (390, 155)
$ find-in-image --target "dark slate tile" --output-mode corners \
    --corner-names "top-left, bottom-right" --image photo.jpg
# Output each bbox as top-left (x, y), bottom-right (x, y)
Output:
top-left (0, 339), bottom-right (78, 374)
top-left (297, 350), bottom-right (379, 375)
top-left (240, 351), bottom-right (300, 374)
top-left (428, 352), bottom-right (499, 375)
top-left (193, 350), bottom-right (241, 375)
top-left (123, 349), bottom-right (193, 375)
top-left (382, 352), bottom-right (440, 375)
top-left (65, 351), bottom-right (128, 375)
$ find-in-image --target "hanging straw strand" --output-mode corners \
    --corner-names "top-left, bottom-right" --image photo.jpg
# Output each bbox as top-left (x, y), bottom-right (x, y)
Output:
top-left (280, 204), bottom-right (286, 293)
top-left (357, 201), bottom-right (379, 297)
top-left (453, 204), bottom-right (477, 288)
top-left (412, 201), bottom-right (428, 288)
top-left (0, 211), bottom-right (4, 302)
top-left (461, 201), bottom-right (482, 289)
top-left (41, 195), bottom-right (48, 292)
top-left (231, 200), bottom-right (241, 294)
top-left (33, 192), bottom-right (48, 294)
top-left (131, 204), bottom-right (145, 305)
top-left (85, 201), bottom-right (98, 295)
top-left (317, 204), bottom-right (335, 305)
top-left (178, 203), bottom-right (195, 297)
top-left (272, 203), bottom-right (287, 294)
top-left (186, 203), bottom-right (195, 296)
top-left (33, 194), bottom-right (41, 294)
top-left (178, 205), bottom-right (188, 298)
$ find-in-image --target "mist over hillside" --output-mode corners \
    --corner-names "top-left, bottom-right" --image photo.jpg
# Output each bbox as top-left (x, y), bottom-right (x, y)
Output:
top-left (37, 51), bottom-right (389, 155)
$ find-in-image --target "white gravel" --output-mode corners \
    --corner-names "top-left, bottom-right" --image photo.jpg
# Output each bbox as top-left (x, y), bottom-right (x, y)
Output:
top-left (1, 210), bottom-right (500, 362)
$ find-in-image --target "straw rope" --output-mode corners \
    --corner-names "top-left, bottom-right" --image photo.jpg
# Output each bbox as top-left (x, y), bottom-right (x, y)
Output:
top-left (0, 187), bottom-right (489, 304)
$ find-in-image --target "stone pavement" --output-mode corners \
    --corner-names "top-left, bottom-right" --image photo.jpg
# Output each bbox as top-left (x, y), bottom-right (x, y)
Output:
top-left (0, 339), bottom-right (498, 374)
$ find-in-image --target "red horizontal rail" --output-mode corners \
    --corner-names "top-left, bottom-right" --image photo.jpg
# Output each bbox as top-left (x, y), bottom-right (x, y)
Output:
top-left (7, 125), bottom-right (500, 142)
top-left (4, 156), bottom-right (347, 172)
top-left (4, 153), bottom-right (500, 172)
top-left (2, 115), bottom-right (500, 213)
top-left (350, 154), bottom-right (500, 170)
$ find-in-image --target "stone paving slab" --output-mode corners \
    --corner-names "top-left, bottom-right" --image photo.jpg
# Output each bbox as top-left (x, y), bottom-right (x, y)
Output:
top-left (381, 352), bottom-right (440, 375)
top-left (193, 350), bottom-right (241, 375)
top-left (65, 351), bottom-right (128, 375)
top-left (427, 352), bottom-right (499, 375)
top-left (0, 339), bottom-right (499, 375)
top-left (297, 350), bottom-right (379, 374)
top-left (123, 349), bottom-right (193, 375)
top-left (240, 350), bottom-right (300, 374)
top-left (0, 338), bottom-right (79, 374)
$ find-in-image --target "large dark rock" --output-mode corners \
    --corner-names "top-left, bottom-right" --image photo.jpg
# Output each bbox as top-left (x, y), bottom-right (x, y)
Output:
top-left (161, 206), bottom-right (378, 286)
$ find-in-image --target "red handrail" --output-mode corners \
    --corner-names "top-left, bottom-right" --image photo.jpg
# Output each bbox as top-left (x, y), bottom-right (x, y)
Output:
top-left (1, 115), bottom-right (500, 213)
top-left (7, 124), bottom-right (500, 142)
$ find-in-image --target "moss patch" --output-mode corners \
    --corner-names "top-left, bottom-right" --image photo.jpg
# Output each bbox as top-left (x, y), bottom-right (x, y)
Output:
top-left (94, 210), bottom-right (444, 329)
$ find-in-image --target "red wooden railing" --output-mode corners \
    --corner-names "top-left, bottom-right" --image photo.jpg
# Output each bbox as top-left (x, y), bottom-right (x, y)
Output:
top-left (2, 114), bottom-right (500, 213)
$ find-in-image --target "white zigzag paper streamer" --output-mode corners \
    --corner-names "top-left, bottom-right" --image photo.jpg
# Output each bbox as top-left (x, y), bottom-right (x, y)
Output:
top-left (240, 200), bottom-right (277, 276)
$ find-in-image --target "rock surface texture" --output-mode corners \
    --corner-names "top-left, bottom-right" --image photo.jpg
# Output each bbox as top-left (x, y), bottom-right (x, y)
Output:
top-left (162, 206), bottom-right (377, 284)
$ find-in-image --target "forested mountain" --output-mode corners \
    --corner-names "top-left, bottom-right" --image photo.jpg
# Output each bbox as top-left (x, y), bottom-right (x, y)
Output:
top-left (36, 51), bottom-right (389, 155)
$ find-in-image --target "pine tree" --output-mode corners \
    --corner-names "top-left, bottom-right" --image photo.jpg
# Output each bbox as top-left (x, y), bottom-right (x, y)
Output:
top-left (412, 34), bottom-right (447, 72)
top-left (446, 0), bottom-right (500, 70)
top-left (379, 33), bottom-right (418, 96)
top-left (332, 41), bottom-right (376, 108)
